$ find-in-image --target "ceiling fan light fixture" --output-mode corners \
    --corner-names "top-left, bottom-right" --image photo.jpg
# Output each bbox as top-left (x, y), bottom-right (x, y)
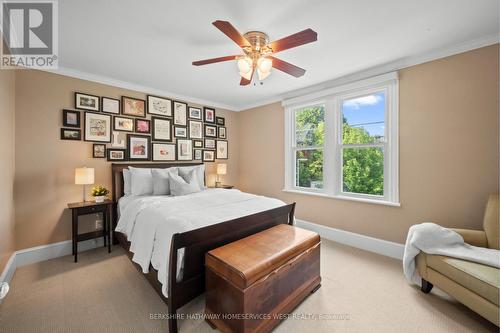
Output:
top-left (257, 56), bottom-right (272, 73)
top-left (239, 70), bottom-right (252, 80)
top-left (237, 56), bottom-right (253, 74)
top-left (257, 68), bottom-right (271, 81)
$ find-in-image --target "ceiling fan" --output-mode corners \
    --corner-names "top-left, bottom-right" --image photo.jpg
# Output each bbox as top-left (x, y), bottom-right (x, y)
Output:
top-left (192, 20), bottom-right (318, 86)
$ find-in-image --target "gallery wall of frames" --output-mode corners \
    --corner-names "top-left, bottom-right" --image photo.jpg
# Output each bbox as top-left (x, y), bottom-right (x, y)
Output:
top-left (60, 92), bottom-right (229, 162)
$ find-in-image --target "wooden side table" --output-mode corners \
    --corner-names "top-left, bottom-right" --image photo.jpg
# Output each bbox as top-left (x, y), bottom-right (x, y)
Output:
top-left (67, 200), bottom-right (113, 262)
top-left (214, 185), bottom-right (234, 189)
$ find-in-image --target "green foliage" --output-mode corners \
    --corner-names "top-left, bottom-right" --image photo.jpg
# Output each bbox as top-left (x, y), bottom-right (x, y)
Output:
top-left (295, 108), bottom-right (384, 195)
top-left (91, 185), bottom-right (109, 197)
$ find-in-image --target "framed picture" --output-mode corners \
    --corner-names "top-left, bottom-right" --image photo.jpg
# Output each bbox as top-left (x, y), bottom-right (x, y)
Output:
top-left (113, 116), bottom-right (134, 132)
top-left (218, 126), bottom-right (227, 139)
top-left (152, 117), bottom-right (172, 142)
top-left (173, 101), bottom-right (187, 126)
top-left (135, 119), bottom-right (150, 134)
top-left (188, 120), bottom-right (203, 139)
top-left (62, 109), bottom-right (80, 128)
top-left (111, 131), bottom-right (126, 148)
top-left (107, 149), bottom-right (126, 161)
top-left (127, 134), bottom-right (150, 161)
top-left (176, 139), bottom-right (193, 161)
top-left (216, 116), bottom-right (225, 126)
top-left (84, 112), bottom-right (111, 142)
top-left (122, 96), bottom-right (146, 117)
top-left (101, 97), bottom-right (120, 114)
top-left (174, 126), bottom-right (187, 138)
top-left (204, 124), bottom-right (217, 137)
top-left (193, 140), bottom-right (203, 148)
top-left (194, 149), bottom-right (202, 160)
top-left (75, 92), bottom-right (99, 111)
top-left (204, 138), bottom-right (215, 149)
top-left (216, 140), bottom-right (228, 159)
top-left (188, 107), bottom-right (202, 120)
top-left (147, 95), bottom-right (172, 117)
top-left (152, 143), bottom-right (176, 161)
top-left (203, 150), bottom-right (215, 162)
top-left (204, 107), bottom-right (215, 123)
top-left (93, 144), bottom-right (106, 158)
top-left (60, 128), bottom-right (81, 140)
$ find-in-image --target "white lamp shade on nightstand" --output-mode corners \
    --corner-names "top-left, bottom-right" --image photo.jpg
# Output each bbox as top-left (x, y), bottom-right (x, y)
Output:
top-left (75, 167), bottom-right (94, 185)
top-left (217, 163), bottom-right (227, 176)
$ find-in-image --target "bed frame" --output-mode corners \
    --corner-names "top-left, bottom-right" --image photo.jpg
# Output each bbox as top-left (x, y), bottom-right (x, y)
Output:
top-left (111, 163), bottom-right (296, 333)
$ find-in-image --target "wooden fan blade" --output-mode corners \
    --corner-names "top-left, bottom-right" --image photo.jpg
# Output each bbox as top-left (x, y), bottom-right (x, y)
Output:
top-left (267, 28), bottom-right (317, 53)
top-left (270, 57), bottom-right (306, 77)
top-left (213, 20), bottom-right (251, 48)
top-left (240, 68), bottom-right (254, 86)
top-left (192, 55), bottom-right (240, 66)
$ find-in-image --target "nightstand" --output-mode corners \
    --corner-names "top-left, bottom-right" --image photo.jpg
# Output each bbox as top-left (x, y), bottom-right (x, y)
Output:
top-left (67, 200), bottom-right (113, 262)
top-left (213, 185), bottom-right (234, 189)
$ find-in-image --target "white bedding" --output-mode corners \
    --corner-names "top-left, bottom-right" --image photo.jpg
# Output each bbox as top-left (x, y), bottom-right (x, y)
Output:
top-left (115, 189), bottom-right (285, 297)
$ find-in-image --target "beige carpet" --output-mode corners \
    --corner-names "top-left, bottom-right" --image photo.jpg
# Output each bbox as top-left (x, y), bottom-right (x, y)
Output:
top-left (0, 240), bottom-right (496, 333)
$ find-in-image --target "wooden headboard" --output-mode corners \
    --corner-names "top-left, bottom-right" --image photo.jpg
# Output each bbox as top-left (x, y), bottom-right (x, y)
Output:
top-left (111, 162), bottom-right (203, 203)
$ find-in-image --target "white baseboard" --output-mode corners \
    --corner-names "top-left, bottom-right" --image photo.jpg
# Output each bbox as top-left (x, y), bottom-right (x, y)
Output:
top-left (295, 219), bottom-right (404, 260)
top-left (0, 238), bottom-right (104, 303)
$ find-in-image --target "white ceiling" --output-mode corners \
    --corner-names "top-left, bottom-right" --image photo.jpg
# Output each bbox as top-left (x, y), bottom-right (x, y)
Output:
top-left (59, 0), bottom-right (499, 110)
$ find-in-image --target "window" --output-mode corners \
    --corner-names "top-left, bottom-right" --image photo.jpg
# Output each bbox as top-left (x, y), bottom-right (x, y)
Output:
top-left (284, 73), bottom-right (399, 206)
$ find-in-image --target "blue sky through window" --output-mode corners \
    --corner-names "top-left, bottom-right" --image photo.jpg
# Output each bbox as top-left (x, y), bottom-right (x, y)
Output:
top-left (342, 92), bottom-right (385, 138)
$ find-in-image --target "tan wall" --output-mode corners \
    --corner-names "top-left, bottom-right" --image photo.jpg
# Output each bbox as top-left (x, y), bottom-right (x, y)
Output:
top-left (238, 44), bottom-right (500, 244)
top-left (14, 70), bottom-right (239, 250)
top-left (0, 70), bottom-right (16, 271)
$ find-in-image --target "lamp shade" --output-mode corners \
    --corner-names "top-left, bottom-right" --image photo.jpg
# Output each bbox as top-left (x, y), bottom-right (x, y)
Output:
top-left (75, 167), bottom-right (94, 185)
top-left (216, 163), bottom-right (227, 176)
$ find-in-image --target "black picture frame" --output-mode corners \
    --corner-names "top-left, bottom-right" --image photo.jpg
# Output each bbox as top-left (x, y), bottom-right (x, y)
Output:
top-left (147, 95), bottom-right (172, 117)
top-left (135, 118), bottom-right (151, 134)
top-left (126, 134), bottom-right (151, 161)
top-left (113, 116), bottom-right (135, 132)
top-left (216, 140), bottom-right (229, 160)
top-left (203, 149), bottom-right (215, 162)
top-left (93, 144), bottom-right (106, 158)
top-left (218, 126), bottom-right (227, 139)
top-left (122, 96), bottom-right (146, 118)
top-left (216, 116), bottom-right (225, 126)
top-left (188, 106), bottom-right (202, 120)
top-left (188, 120), bottom-right (203, 139)
top-left (193, 139), bottom-right (203, 148)
top-left (62, 109), bottom-right (80, 128)
top-left (60, 128), bottom-right (81, 141)
top-left (204, 107), bottom-right (216, 123)
top-left (204, 124), bottom-right (217, 137)
top-left (173, 101), bottom-right (188, 126)
top-left (194, 149), bottom-right (202, 160)
top-left (176, 139), bottom-right (193, 161)
top-left (75, 92), bottom-right (100, 111)
top-left (174, 126), bottom-right (187, 138)
top-left (107, 149), bottom-right (126, 161)
top-left (84, 112), bottom-right (111, 143)
top-left (152, 116), bottom-right (172, 142)
top-left (204, 138), bottom-right (215, 149)
top-left (152, 143), bottom-right (176, 161)
top-left (101, 97), bottom-right (120, 114)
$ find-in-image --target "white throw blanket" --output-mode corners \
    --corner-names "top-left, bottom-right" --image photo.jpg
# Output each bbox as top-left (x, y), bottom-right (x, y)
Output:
top-left (403, 223), bottom-right (500, 285)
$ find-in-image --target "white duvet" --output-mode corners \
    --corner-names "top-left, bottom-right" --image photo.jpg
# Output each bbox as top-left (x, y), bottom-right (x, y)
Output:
top-left (115, 189), bottom-right (285, 297)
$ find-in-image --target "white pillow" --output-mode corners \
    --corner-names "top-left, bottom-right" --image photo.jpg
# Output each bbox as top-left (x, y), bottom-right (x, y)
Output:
top-left (129, 167), bottom-right (154, 195)
top-left (151, 167), bottom-right (178, 195)
top-left (123, 169), bottom-right (132, 196)
top-left (178, 165), bottom-right (205, 191)
top-left (169, 169), bottom-right (201, 196)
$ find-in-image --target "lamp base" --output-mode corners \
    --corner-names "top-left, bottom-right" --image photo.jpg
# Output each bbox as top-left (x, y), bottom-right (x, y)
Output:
top-left (0, 282), bottom-right (9, 299)
top-left (215, 182), bottom-right (221, 188)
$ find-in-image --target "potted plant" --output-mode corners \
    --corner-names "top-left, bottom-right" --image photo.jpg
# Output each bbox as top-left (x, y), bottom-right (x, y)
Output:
top-left (91, 185), bottom-right (109, 203)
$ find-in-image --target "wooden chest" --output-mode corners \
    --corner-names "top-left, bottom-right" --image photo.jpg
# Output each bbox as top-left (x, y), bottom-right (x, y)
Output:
top-left (205, 224), bottom-right (321, 333)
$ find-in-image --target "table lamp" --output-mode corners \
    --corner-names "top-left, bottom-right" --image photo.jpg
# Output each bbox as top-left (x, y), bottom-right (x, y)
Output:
top-left (75, 167), bottom-right (94, 202)
top-left (216, 163), bottom-right (227, 188)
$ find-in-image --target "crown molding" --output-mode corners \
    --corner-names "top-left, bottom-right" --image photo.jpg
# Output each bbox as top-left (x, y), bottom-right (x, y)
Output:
top-left (40, 66), bottom-right (238, 111)
top-left (31, 34), bottom-right (499, 112)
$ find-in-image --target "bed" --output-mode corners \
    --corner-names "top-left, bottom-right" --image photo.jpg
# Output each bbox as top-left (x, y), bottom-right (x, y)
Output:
top-left (111, 163), bottom-right (295, 333)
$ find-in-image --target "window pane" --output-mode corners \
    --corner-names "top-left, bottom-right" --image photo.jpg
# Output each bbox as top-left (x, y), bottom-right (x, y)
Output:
top-left (342, 92), bottom-right (385, 144)
top-left (343, 147), bottom-right (383, 195)
top-left (295, 106), bottom-right (325, 147)
top-left (295, 149), bottom-right (323, 189)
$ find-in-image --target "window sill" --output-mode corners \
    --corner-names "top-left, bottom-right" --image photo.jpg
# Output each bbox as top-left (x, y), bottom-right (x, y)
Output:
top-left (282, 188), bottom-right (401, 207)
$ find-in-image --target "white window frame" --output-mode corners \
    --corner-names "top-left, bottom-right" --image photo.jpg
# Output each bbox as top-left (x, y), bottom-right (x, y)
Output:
top-left (284, 72), bottom-right (399, 206)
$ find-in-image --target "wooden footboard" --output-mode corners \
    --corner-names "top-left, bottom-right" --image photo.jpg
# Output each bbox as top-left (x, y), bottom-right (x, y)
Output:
top-left (167, 203), bottom-right (295, 333)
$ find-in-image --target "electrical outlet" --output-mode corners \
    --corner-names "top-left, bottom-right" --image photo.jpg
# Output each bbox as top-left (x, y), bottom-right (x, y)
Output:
top-left (95, 213), bottom-right (103, 230)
